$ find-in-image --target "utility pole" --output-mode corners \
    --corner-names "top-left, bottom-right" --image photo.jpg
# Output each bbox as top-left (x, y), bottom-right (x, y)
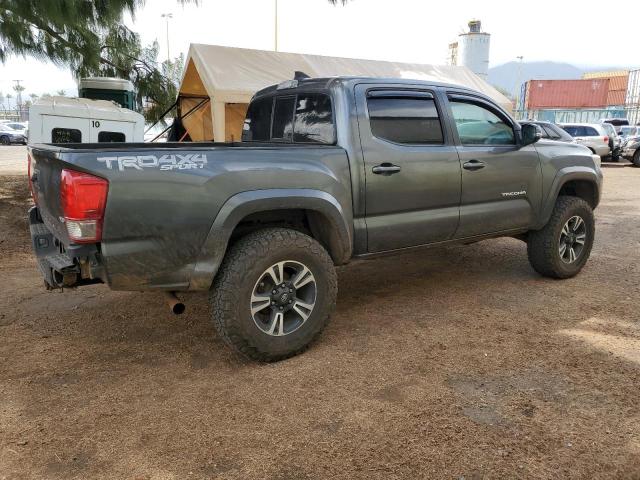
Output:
top-left (274, 0), bottom-right (278, 51)
top-left (161, 13), bottom-right (173, 63)
top-left (514, 56), bottom-right (524, 118)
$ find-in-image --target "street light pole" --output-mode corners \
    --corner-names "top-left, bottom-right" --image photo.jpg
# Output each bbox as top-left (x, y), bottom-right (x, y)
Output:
top-left (514, 55), bottom-right (524, 118)
top-left (274, 0), bottom-right (278, 52)
top-left (161, 13), bottom-right (173, 63)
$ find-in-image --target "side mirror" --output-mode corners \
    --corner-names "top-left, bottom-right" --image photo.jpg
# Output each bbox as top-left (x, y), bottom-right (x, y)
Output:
top-left (521, 123), bottom-right (542, 146)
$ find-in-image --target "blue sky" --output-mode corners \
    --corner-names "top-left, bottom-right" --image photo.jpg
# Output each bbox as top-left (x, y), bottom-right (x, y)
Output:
top-left (1, 0), bottom-right (638, 104)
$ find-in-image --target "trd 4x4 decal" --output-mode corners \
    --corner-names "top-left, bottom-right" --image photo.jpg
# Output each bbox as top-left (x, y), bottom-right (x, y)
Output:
top-left (97, 154), bottom-right (207, 171)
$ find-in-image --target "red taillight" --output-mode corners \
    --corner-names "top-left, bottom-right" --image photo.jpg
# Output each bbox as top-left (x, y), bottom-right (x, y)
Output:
top-left (604, 136), bottom-right (609, 143)
top-left (60, 169), bottom-right (108, 243)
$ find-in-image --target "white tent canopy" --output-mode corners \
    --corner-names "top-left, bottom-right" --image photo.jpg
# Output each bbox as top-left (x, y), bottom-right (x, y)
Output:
top-left (179, 44), bottom-right (512, 142)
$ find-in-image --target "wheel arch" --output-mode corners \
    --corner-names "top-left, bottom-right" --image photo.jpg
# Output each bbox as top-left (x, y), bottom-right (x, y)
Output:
top-left (189, 189), bottom-right (353, 290)
top-left (537, 167), bottom-right (601, 228)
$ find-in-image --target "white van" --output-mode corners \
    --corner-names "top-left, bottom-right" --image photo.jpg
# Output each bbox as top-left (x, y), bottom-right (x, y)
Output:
top-left (28, 96), bottom-right (144, 144)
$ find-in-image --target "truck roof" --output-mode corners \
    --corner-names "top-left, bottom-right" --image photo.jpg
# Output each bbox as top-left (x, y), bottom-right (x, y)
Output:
top-left (253, 76), bottom-right (482, 99)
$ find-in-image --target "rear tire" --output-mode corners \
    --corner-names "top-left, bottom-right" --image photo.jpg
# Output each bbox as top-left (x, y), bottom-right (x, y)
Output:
top-left (210, 227), bottom-right (337, 362)
top-left (527, 196), bottom-right (595, 279)
top-left (633, 150), bottom-right (640, 168)
top-left (0, 136), bottom-right (9, 145)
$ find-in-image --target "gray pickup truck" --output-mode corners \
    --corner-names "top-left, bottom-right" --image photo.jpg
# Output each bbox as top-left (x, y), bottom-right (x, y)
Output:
top-left (28, 76), bottom-right (603, 361)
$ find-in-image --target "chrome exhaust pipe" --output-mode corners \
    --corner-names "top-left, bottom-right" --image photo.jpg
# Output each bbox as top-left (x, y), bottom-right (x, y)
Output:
top-left (164, 291), bottom-right (185, 315)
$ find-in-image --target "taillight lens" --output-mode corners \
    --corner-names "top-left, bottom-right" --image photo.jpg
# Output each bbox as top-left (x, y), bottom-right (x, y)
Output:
top-left (60, 169), bottom-right (108, 243)
top-left (604, 136), bottom-right (609, 143)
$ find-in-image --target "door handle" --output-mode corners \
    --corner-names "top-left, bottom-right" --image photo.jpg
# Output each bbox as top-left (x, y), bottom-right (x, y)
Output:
top-left (372, 163), bottom-right (401, 176)
top-left (463, 160), bottom-right (485, 171)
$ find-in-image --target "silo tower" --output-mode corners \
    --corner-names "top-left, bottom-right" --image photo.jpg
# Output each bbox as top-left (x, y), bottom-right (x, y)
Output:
top-left (458, 20), bottom-right (491, 79)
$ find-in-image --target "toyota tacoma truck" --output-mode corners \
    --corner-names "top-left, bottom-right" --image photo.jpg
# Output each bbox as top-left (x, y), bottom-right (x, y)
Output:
top-left (27, 76), bottom-right (603, 361)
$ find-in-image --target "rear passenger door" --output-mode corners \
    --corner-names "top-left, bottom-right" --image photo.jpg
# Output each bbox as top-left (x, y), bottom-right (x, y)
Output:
top-left (446, 94), bottom-right (542, 238)
top-left (356, 84), bottom-right (462, 252)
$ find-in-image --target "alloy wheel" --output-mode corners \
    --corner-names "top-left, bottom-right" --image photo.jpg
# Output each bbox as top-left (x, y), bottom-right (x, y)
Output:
top-left (558, 215), bottom-right (587, 264)
top-left (250, 260), bottom-right (317, 336)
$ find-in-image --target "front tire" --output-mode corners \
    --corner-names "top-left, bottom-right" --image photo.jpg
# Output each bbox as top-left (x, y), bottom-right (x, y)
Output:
top-left (633, 150), bottom-right (640, 168)
top-left (210, 228), bottom-right (337, 362)
top-left (527, 196), bottom-right (595, 279)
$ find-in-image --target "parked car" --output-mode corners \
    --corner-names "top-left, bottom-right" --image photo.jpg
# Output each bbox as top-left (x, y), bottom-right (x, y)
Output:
top-left (619, 126), bottom-right (640, 141)
top-left (3, 121), bottom-right (27, 133)
top-left (519, 120), bottom-right (575, 143)
top-left (560, 123), bottom-right (611, 158)
top-left (600, 122), bottom-right (622, 161)
top-left (622, 134), bottom-right (640, 167)
top-left (601, 118), bottom-right (629, 133)
top-left (0, 124), bottom-right (27, 145)
top-left (27, 76), bottom-right (603, 361)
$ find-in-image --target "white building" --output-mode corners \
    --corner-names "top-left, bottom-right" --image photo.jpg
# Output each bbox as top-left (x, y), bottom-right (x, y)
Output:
top-left (450, 20), bottom-right (491, 80)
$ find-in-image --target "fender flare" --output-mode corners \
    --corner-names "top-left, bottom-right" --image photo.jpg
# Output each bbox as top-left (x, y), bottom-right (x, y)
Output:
top-left (189, 189), bottom-right (353, 290)
top-left (537, 167), bottom-right (602, 229)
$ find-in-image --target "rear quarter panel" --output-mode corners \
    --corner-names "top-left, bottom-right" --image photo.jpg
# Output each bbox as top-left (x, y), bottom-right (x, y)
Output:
top-left (36, 145), bottom-right (351, 290)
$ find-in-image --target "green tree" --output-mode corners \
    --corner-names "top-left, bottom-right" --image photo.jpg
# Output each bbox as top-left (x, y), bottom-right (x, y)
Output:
top-left (0, 0), bottom-right (191, 122)
top-left (0, 0), bottom-right (343, 123)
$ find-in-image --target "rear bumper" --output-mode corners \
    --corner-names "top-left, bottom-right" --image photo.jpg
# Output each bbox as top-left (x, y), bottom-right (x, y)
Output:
top-left (623, 146), bottom-right (637, 158)
top-left (593, 145), bottom-right (611, 157)
top-left (29, 207), bottom-right (105, 289)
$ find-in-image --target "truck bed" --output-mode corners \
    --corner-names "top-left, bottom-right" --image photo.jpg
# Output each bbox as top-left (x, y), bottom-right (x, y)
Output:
top-left (28, 141), bottom-right (351, 291)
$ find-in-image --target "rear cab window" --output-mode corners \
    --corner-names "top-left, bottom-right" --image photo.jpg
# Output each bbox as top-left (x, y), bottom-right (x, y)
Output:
top-left (242, 92), bottom-right (335, 144)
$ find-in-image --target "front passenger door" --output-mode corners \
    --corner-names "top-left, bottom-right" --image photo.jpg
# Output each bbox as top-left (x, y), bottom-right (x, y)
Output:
top-left (447, 95), bottom-right (542, 238)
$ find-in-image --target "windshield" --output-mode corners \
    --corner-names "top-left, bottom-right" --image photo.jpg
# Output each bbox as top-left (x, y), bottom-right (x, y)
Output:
top-left (601, 123), bottom-right (616, 136)
top-left (620, 126), bottom-right (638, 137)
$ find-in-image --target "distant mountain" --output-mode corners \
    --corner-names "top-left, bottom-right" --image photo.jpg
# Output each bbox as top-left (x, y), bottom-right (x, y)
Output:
top-left (488, 61), bottom-right (586, 97)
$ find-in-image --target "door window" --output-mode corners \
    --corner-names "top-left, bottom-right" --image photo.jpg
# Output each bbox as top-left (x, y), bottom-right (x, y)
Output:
top-left (538, 124), bottom-right (559, 139)
top-left (450, 101), bottom-right (515, 145)
top-left (367, 95), bottom-right (444, 145)
top-left (562, 125), bottom-right (588, 137)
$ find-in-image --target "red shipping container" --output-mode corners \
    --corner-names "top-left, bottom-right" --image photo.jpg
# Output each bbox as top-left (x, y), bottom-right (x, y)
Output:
top-left (525, 79), bottom-right (609, 109)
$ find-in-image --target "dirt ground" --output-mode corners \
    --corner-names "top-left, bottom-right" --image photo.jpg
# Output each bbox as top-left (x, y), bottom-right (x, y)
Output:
top-left (1, 154), bottom-right (640, 479)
